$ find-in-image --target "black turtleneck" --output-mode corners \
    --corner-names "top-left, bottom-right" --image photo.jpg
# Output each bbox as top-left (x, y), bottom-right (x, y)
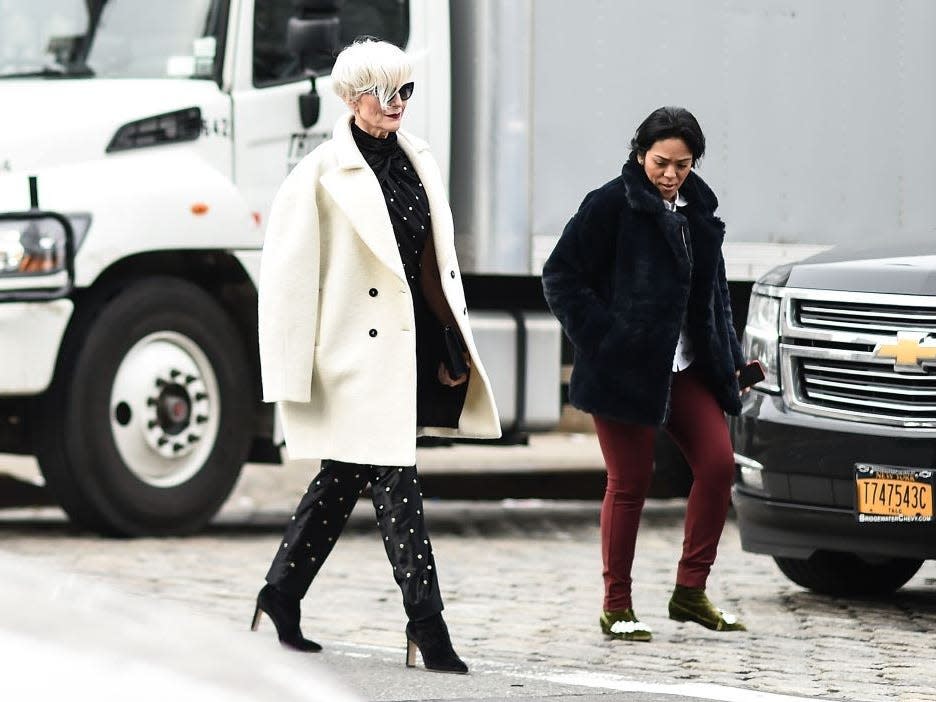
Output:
top-left (351, 121), bottom-right (431, 290)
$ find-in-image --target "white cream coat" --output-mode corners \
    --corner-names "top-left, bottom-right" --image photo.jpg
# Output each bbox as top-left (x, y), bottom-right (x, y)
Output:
top-left (258, 115), bottom-right (501, 466)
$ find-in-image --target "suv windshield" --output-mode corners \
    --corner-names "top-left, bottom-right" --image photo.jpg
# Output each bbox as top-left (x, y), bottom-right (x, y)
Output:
top-left (0, 0), bottom-right (225, 79)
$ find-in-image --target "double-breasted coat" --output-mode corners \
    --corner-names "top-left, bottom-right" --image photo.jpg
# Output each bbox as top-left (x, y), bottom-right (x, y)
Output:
top-left (258, 115), bottom-right (501, 466)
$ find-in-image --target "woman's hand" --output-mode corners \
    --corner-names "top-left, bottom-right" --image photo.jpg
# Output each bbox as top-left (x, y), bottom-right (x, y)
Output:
top-left (438, 357), bottom-right (470, 387)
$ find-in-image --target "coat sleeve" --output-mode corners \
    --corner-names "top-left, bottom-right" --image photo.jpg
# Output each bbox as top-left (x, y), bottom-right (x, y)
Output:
top-left (258, 174), bottom-right (321, 403)
top-left (541, 191), bottom-right (617, 361)
top-left (717, 251), bottom-right (745, 370)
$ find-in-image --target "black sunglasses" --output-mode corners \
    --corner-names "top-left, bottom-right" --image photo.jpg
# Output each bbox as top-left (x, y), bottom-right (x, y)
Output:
top-left (395, 82), bottom-right (414, 101)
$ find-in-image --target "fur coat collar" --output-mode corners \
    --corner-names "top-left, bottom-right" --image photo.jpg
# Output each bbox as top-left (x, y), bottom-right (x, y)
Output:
top-left (542, 160), bottom-right (744, 425)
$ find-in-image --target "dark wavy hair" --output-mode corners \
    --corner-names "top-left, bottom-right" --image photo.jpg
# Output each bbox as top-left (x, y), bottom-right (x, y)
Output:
top-left (628, 106), bottom-right (706, 166)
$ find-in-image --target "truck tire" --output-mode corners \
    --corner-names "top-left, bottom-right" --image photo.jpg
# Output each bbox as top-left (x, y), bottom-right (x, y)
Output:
top-left (773, 552), bottom-right (923, 596)
top-left (36, 277), bottom-right (253, 536)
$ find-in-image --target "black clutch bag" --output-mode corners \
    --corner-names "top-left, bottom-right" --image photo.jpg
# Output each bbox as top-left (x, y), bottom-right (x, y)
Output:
top-left (442, 326), bottom-right (469, 379)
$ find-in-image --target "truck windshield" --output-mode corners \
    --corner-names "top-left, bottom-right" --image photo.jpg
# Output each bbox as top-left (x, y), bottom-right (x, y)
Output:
top-left (0, 0), bottom-right (225, 79)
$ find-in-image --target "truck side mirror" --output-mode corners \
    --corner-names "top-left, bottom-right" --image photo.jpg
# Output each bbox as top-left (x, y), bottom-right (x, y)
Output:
top-left (287, 0), bottom-right (344, 129)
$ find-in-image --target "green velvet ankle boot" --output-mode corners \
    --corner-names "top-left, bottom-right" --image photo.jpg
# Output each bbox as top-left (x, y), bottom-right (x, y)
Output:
top-left (668, 585), bottom-right (746, 632)
top-left (599, 608), bottom-right (652, 642)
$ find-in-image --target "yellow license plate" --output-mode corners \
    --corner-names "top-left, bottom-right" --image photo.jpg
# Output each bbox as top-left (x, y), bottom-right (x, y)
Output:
top-left (855, 464), bottom-right (934, 523)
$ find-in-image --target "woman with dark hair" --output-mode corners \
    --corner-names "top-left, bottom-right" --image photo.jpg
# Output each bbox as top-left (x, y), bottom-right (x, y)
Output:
top-left (543, 106), bottom-right (748, 641)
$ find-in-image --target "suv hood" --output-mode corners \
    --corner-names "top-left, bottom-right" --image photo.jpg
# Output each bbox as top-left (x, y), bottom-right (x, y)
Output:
top-left (785, 237), bottom-right (936, 295)
top-left (0, 79), bottom-right (224, 173)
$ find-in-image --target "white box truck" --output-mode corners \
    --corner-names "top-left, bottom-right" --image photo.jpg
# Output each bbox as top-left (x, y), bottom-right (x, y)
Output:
top-left (1, 0), bottom-right (930, 534)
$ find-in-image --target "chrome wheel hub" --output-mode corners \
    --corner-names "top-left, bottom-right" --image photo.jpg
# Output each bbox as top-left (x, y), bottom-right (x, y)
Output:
top-left (110, 332), bottom-right (220, 487)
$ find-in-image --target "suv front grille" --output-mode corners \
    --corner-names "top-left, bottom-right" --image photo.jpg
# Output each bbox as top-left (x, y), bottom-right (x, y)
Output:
top-left (780, 290), bottom-right (936, 431)
top-left (795, 299), bottom-right (936, 336)
top-left (798, 358), bottom-right (936, 418)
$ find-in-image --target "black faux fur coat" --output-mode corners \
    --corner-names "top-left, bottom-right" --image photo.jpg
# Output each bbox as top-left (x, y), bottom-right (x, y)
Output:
top-left (543, 159), bottom-right (744, 425)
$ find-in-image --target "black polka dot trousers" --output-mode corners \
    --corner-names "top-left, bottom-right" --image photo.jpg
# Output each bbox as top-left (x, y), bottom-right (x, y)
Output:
top-left (265, 460), bottom-right (444, 621)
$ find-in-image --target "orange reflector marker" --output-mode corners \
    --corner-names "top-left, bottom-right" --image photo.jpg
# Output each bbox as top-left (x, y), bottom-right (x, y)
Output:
top-left (252, 211), bottom-right (262, 226)
top-left (191, 202), bottom-right (209, 216)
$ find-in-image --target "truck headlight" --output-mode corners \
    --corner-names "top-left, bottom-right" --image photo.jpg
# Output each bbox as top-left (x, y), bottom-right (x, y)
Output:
top-left (742, 289), bottom-right (781, 393)
top-left (0, 212), bottom-right (77, 299)
top-left (0, 216), bottom-right (68, 275)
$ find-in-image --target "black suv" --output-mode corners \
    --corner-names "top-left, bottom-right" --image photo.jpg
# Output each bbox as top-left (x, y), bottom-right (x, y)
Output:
top-left (731, 240), bottom-right (936, 595)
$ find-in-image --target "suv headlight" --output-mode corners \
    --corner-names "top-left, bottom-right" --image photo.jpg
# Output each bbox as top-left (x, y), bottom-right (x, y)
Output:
top-left (743, 287), bottom-right (781, 392)
top-left (0, 212), bottom-right (77, 299)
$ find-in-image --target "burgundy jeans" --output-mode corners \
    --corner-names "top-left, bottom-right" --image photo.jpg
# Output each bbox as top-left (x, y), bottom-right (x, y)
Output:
top-left (593, 366), bottom-right (735, 611)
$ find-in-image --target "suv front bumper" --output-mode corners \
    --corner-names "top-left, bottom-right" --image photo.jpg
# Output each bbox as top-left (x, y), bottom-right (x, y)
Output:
top-left (731, 391), bottom-right (936, 561)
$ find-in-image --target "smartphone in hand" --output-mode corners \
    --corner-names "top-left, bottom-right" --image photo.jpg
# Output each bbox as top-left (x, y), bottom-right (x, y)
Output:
top-left (738, 360), bottom-right (766, 389)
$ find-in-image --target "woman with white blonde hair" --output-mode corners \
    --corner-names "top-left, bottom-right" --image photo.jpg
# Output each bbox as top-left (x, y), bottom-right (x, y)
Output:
top-left (251, 38), bottom-right (500, 674)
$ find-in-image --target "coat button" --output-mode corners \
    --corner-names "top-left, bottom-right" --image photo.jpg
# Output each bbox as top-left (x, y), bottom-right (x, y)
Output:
top-left (450, 270), bottom-right (455, 278)
top-left (369, 329), bottom-right (377, 338)
top-left (369, 288), bottom-right (378, 297)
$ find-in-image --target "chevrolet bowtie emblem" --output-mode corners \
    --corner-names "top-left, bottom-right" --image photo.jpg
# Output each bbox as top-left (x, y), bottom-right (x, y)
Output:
top-left (873, 331), bottom-right (936, 371)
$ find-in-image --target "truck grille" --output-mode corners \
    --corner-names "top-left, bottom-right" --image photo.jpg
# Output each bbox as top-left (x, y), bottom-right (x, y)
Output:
top-left (780, 290), bottom-right (936, 431)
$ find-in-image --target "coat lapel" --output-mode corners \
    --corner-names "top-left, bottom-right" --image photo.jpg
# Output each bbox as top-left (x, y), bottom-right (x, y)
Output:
top-left (621, 161), bottom-right (721, 273)
top-left (397, 130), bottom-right (456, 273)
top-left (319, 116), bottom-right (457, 282)
top-left (320, 116), bottom-right (406, 282)
top-left (659, 210), bottom-right (692, 272)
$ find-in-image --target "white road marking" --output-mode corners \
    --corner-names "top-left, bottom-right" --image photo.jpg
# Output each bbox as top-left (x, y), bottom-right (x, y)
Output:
top-left (322, 641), bottom-right (838, 701)
top-left (540, 671), bottom-right (837, 702)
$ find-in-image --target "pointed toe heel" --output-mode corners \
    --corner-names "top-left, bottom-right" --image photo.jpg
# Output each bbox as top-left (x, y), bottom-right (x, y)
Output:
top-left (251, 584), bottom-right (323, 652)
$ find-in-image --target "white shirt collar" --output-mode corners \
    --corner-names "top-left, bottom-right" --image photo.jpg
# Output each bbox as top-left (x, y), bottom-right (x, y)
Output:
top-left (663, 192), bottom-right (688, 211)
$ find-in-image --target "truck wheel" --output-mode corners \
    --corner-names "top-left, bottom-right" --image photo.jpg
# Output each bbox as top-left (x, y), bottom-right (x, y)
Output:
top-left (36, 277), bottom-right (253, 536)
top-left (773, 552), bottom-right (923, 596)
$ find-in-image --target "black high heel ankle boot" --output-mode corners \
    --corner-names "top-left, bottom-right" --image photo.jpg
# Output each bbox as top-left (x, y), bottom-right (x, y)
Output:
top-left (250, 584), bottom-right (322, 652)
top-left (405, 613), bottom-right (468, 674)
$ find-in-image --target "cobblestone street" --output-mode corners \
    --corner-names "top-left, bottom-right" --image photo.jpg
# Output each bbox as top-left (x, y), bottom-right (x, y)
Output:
top-left (2, 444), bottom-right (935, 701)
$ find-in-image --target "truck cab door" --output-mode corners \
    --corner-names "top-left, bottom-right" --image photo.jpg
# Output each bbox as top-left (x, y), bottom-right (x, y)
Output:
top-left (229, 0), bottom-right (346, 239)
top-left (230, 1), bottom-right (421, 242)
